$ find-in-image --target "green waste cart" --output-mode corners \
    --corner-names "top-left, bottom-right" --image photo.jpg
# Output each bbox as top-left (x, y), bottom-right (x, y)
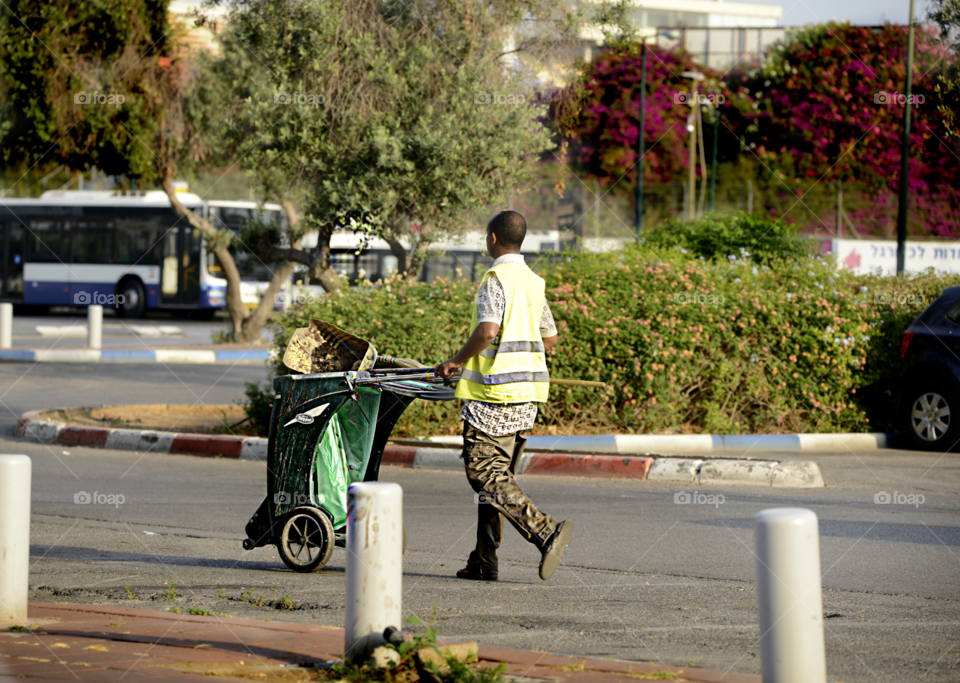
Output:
top-left (242, 369), bottom-right (453, 572)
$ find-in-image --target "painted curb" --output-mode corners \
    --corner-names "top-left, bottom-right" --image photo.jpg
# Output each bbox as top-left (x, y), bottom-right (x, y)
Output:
top-left (15, 409), bottom-right (267, 462)
top-left (424, 432), bottom-right (901, 454)
top-left (14, 411), bottom-right (825, 487)
top-left (0, 348), bottom-right (269, 364)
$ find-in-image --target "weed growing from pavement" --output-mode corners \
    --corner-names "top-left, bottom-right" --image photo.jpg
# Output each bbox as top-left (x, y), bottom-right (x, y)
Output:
top-left (188, 608), bottom-right (214, 616)
top-left (333, 612), bottom-right (505, 683)
top-left (168, 607), bottom-right (181, 613)
top-left (164, 583), bottom-right (179, 602)
top-left (124, 583), bottom-right (136, 600)
top-left (278, 594), bottom-right (295, 611)
top-left (624, 670), bottom-right (678, 680)
top-left (7, 625), bottom-right (29, 631)
top-left (109, 621), bottom-right (125, 627)
top-left (213, 588), bottom-right (227, 599)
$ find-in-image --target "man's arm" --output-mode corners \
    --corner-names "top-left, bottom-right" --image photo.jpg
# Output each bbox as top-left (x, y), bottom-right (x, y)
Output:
top-left (543, 334), bottom-right (558, 353)
top-left (436, 322), bottom-right (499, 379)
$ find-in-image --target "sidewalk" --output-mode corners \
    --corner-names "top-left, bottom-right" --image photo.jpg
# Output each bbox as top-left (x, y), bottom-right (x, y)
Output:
top-left (1, 603), bottom-right (760, 682)
top-left (0, 345), bottom-right (270, 364)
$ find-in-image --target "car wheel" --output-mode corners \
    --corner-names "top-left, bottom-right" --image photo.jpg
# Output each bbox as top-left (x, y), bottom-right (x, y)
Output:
top-left (116, 278), bottom-right (146, 318)
top-left (903, 383), bottom-right (960, 452)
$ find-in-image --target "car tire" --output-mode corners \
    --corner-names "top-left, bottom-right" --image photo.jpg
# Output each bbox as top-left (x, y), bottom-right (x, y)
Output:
top-left (902, 382), bottom-right (960, 452)
top-left (116, 278), bottom-right (146, 318)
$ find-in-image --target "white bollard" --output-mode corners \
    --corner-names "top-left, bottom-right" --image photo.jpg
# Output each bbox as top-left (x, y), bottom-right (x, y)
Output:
top-left (755, 508), bottom-right (827, 683)
top-left (0, 302), bottom-right (12, 349)
top-left (345, 482), bottom-right (403, 661)
top-left (0, 455), bottom-right (31, 623)
top-left (87, 304), bottom-right (103, 349)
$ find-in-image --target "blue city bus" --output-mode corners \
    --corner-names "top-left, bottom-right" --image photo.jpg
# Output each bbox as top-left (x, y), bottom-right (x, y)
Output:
top-left (0, 190), bottom-right (233, 317)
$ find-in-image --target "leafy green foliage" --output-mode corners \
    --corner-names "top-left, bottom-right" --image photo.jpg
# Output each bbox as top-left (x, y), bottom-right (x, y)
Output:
top-left (259, 250), bottom-right (958, 437)
top-left (644, 212), bottom-right (810, 264)
top-left (0, 0), bottom-right (173, 180)
top-left (240, 381), bottom-right (275, 437)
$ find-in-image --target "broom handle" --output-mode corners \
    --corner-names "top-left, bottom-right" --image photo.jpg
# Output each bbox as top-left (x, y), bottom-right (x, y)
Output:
top-left (549, 378), bottom-right (606, 388)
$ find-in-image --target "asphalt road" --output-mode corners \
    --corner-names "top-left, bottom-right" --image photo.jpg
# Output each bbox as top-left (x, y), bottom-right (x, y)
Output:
top-left (2, 362), bottom-right (958, 681)
top-left (0, 362), bottom-right (268, 430)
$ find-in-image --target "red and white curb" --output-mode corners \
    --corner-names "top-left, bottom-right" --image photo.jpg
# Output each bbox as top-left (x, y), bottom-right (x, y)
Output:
top-left (14, 410), bottom-right (825, 487)
top-left (423, 432), bottom-right (901, 454)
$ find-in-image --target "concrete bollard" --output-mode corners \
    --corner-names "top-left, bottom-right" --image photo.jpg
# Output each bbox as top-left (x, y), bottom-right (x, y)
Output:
top-left (0, 455), bottom-right (31, 623)
top-left (0, 302), bottom-right (11, 349)
top-left (755, 508), bottom-right (827, 683)
top-left (344, 482), bottom-right (403, 661)
top-left (87, 304), bottom-right (103, 349)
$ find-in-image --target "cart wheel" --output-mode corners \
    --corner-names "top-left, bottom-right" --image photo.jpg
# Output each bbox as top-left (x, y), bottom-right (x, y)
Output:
top-left (278, 507), bottom-right (335, 573)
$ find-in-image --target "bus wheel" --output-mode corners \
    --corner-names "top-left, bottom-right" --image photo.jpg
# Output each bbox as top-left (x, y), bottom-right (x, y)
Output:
top-left (117, 278), bottom-right (146, 318)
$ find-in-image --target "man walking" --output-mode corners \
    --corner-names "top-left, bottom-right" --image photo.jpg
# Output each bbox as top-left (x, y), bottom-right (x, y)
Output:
top-left (436, 210), bottom-right (573, 582)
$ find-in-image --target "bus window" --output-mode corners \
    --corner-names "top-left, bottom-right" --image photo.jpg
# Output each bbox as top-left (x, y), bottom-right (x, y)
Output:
top-left (73, 220), bottom-right (115, 263)
top-left (28, 219), bottom-right (72, 263)
top-left (183, 228), bottom-right (201, 300)
top-left (116, 219), bottom-right (161, 265)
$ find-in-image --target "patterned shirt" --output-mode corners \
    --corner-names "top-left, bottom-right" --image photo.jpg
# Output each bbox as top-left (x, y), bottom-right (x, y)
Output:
top-left (461, 254), bottom-right (557, 437)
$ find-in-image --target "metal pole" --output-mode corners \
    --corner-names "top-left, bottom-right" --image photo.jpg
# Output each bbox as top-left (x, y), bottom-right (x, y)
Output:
top-left (635, 41), bottom-right (647, 239)
top-left (88, 304), bottom-right (103, 350)
top-left (896, 0), bottom-right (916, 276)
top-left (0, 454), bottom-right (31, 622)
top-left (0, 302), bottom-right (12, 349)
top-left (345, 482), bottom-right (403, 661)
top-left (709, 110), bottom-right (719, 212)
top-left (755, 508), bottom-right (827, 683)
top-left (687, 87), bottom-right (697, 221)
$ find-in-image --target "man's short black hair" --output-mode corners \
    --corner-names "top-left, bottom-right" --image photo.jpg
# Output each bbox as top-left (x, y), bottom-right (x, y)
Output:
top-left (487, 211), bottom-right (527, 249)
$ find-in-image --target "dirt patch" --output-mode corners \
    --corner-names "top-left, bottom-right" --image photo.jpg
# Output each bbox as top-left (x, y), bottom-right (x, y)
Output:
top-left (39, 404), bottom-right (248, 433)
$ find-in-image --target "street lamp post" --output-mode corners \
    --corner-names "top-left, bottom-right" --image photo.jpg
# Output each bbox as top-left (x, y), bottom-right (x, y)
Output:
top-left (896, 0), bottom-right (917, 276)
top-left (635, 41), bottom-right (647, 240)
top-left (682, 71), bottom-right (704, 221)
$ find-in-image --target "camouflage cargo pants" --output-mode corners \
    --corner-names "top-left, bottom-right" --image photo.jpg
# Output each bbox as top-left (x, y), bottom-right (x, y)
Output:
top-left (461, 423), bottom-right (559, 572)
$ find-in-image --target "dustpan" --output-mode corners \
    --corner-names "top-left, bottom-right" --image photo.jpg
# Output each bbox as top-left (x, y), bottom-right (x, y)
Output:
top-left (283, 319), bottom-right (378, 374)
top-left (283, 319), bottom-right (426, 374)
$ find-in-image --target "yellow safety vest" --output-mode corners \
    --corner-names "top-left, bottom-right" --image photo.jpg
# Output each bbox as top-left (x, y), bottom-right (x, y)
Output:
top-left (455, 262), bottom-right (550, 403)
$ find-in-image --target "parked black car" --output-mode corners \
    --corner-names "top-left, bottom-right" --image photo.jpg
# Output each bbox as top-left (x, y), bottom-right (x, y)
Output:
top-left (899, 285), bottom-right (960, 451)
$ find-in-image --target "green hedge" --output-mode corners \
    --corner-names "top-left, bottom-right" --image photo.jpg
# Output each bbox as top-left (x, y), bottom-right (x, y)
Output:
top-left (265, 245), bottom-right (958, 438)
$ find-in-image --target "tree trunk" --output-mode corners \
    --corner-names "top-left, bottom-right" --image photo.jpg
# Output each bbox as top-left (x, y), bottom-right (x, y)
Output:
top-left (238, 260), bottom-right (294, 343)
top-left (308, 225), bottom-right (340, 293)
top-left (385, 237), bottom-right (409, 276)
top-left (160, 176), bottom-right (249, 337)
top-left (404, 238), bottom-right (430, 283)
top-left (236, 199), bottom-right (303, 344)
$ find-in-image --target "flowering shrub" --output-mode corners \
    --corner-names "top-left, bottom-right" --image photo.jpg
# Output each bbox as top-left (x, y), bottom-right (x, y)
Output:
top-left (267, 249), bottom-right (960, 437)
top-left (644, 211), bottom-right (809, 264)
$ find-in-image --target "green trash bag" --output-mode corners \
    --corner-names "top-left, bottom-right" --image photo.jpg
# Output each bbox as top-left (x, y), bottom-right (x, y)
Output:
top-left (309, 388), bottom-right (382, 529)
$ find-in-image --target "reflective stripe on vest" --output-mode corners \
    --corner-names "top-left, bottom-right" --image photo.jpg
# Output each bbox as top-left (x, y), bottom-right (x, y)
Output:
top-left (460, 367), bottom-right (551, 386)
top-left (478, 340), bottom-right (545, 360)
